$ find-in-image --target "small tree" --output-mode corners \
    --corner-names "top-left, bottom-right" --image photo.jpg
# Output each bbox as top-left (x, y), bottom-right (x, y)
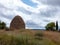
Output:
top-left (1, 22), bottom-right (6, 29)
top-left (0, 21), bottom-right (6, 29)
top-left (56, 21), bottom-right (58, 31)
top-left (45, 22), bottom-right (55, 31)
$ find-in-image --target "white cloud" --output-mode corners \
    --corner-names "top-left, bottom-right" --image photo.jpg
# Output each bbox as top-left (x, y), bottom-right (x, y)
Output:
top-left (0, 0), bottom-right (60, 29)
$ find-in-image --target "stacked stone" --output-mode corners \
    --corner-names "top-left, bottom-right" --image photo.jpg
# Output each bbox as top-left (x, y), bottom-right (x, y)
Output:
top-left (10, 15), bottom-right (25, 30)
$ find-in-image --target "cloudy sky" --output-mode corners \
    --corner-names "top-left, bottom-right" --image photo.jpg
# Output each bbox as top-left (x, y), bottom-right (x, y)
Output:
top-left (0, 0), bottom-right (60, 29)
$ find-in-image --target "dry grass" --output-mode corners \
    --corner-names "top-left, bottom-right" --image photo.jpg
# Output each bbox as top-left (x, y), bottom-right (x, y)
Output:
top-left (0, 29), bottom-right (60, 45)
top-left (43, 31), bottom-right (60, 45)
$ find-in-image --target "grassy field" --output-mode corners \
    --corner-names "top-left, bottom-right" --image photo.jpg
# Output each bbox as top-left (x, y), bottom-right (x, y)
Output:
top-left (0, 29), bottom-right (60, 45)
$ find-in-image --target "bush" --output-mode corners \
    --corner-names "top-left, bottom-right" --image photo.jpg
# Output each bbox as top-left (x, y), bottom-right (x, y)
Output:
top-left (34, 32), bottom-right (43, 40)
top-left (35, 32), bottom-right (43, 37)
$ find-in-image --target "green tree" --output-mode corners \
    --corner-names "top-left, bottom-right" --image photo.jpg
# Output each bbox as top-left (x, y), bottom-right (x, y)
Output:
top-left (0, 21), bottom-right (6, 29)
top-left (1, 22), bottom-right (6, 29)
top-left (45, 22), bottom-right (55, 31)
top-left (56, 21), bottom-right (58, 30)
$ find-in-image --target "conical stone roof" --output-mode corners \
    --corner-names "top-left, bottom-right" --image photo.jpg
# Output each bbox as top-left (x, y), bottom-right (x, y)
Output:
top-left (10, 15), bottom-right (25, 30)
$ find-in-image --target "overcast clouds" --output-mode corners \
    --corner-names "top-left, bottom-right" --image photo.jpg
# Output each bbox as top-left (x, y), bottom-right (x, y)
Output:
top-left (0, 0), bottom-right (60, 29)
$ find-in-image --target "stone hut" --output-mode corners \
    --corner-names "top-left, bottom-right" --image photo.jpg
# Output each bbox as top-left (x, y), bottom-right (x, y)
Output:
top-left (10, 15), bottom-right (25, 30)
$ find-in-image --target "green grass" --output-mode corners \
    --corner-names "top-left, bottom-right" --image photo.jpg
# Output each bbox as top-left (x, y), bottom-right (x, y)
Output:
top-left (0, 30), bottom-right (57, 45)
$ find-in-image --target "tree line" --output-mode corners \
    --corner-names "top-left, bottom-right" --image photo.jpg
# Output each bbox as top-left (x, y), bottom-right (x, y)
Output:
top-left (0, 20), bottom-right (59, 31)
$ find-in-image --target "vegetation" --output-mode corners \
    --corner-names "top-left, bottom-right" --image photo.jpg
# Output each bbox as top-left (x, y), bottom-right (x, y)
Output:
top-left (0, 20), bottom-right (9, 30)
top-left (56, 21), bottom-right (58, 30)
top-left (0, 20), bottom-right (59, 45)
top-left (45, 22), bottom-right (55, 31)
top-left (0, 21), bottom-right (6, 29)
top-left (34, 32), bottom-right (43, 40)
top-left (0, 30), bottom-right (56, 45)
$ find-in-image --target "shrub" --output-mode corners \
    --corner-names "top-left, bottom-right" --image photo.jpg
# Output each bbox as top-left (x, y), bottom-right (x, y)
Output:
top-left (35, 32), bottom-right (43, 37)
top-left (34, 32), bottom-right (43, 40)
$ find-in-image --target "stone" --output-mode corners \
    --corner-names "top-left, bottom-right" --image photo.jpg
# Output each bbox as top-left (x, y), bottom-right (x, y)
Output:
top-left (10, 15), bottom-right (25, 30)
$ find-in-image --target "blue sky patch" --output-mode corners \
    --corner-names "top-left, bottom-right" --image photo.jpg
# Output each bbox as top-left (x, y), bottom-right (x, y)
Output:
top-left (21, 0), bottom-right (37, 7)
